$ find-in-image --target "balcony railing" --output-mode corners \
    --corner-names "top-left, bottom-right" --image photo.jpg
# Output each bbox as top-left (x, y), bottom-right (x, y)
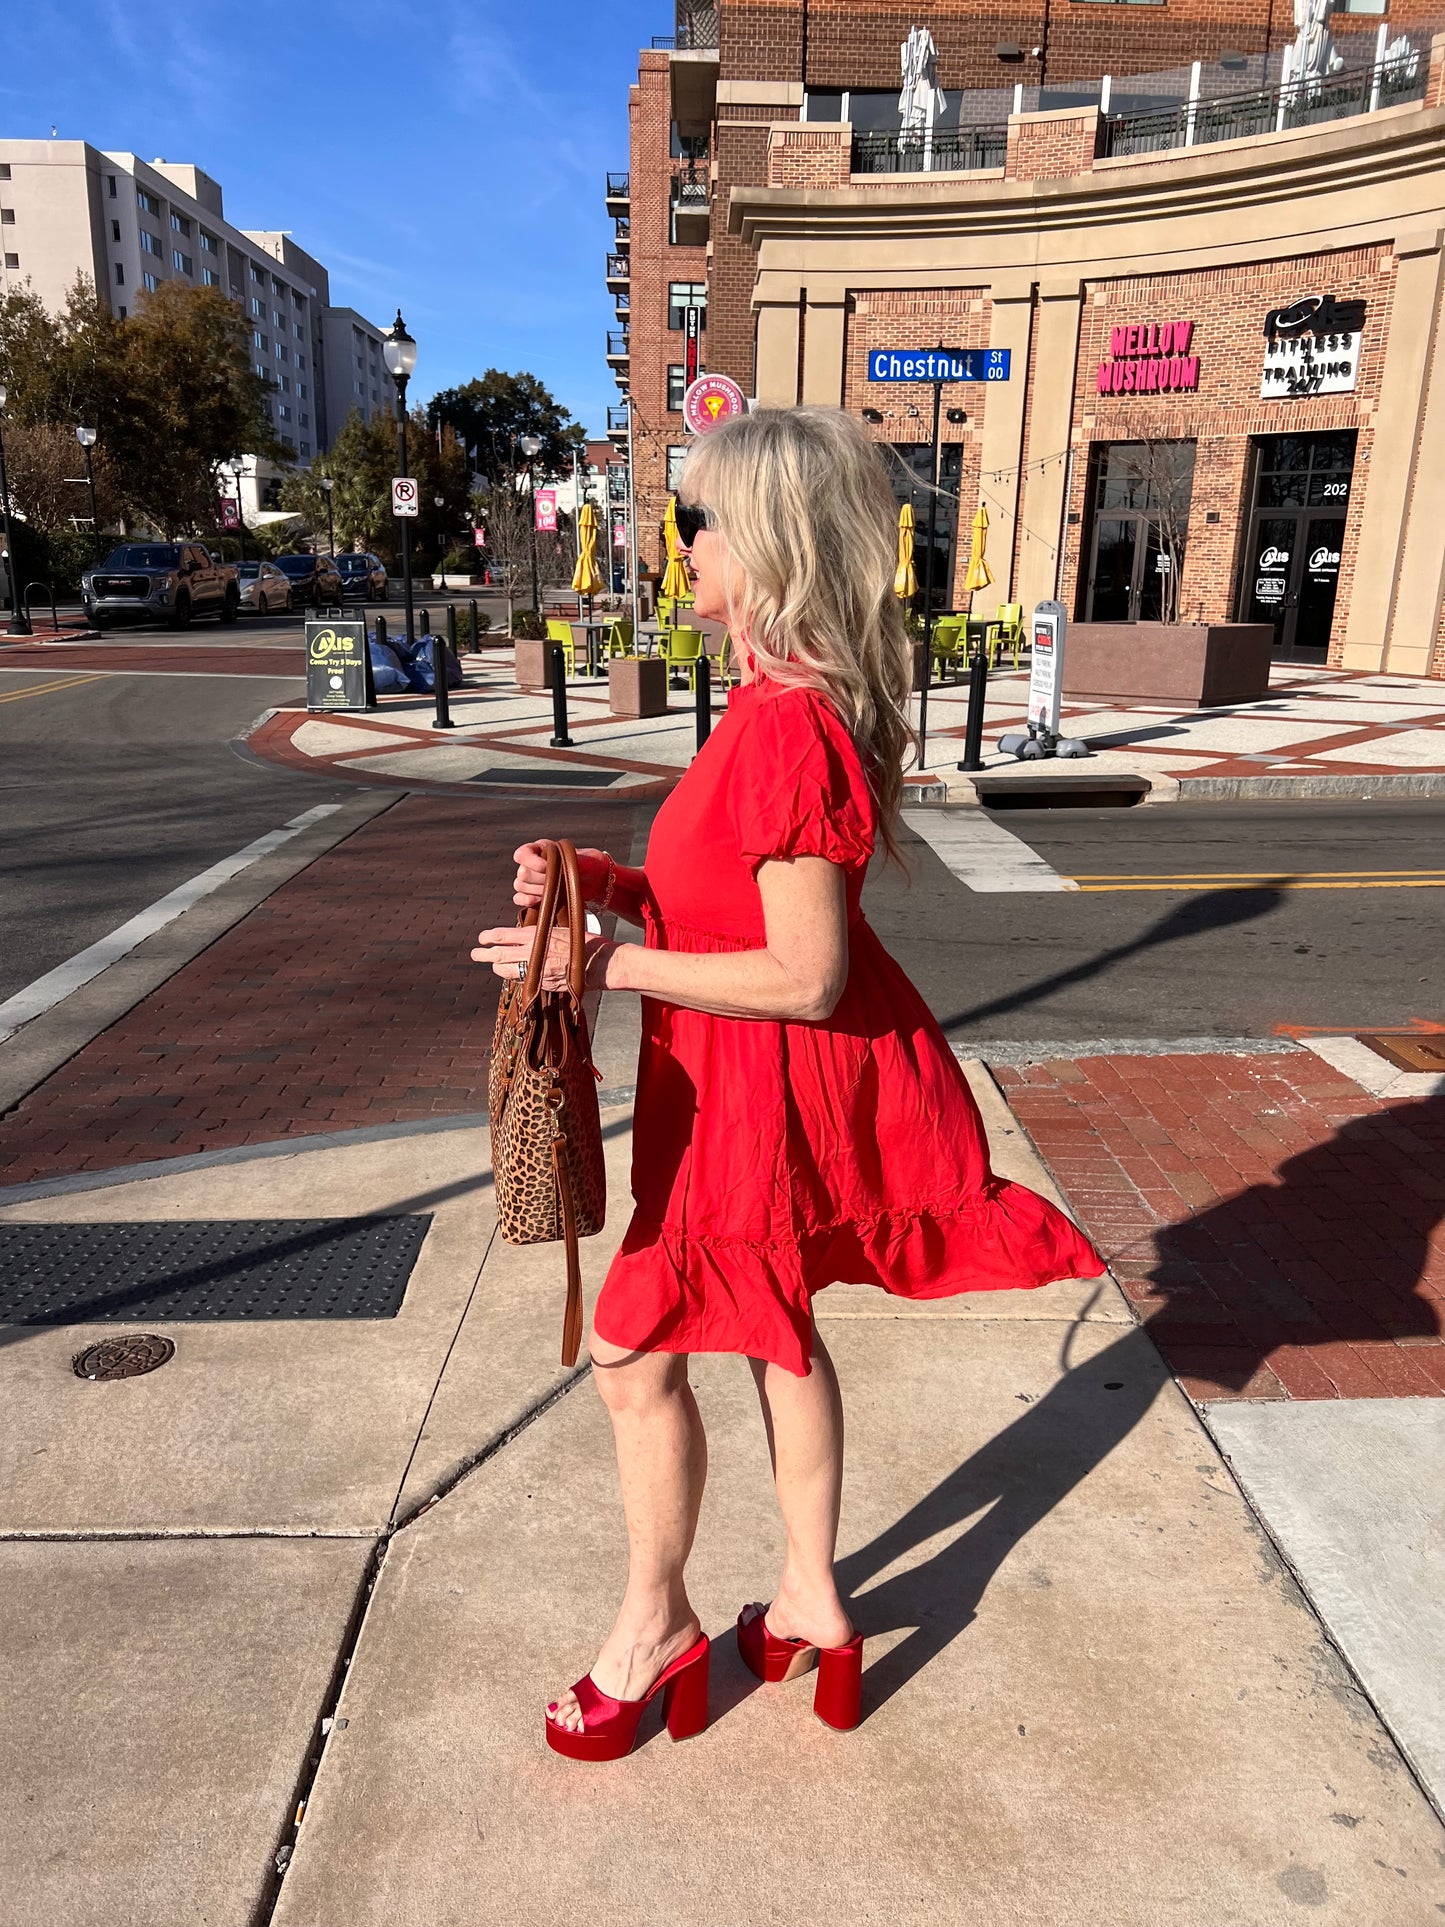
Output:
top-left (606, 332), bottom-right (631, 359)
top-left (671, 172), bottom-right (710, 211)
top-left (851, 127), bottom-right (1008, 174)
top-left (651, 1), bottom-right (719, 51)
top-left (614, 289), bottom-right (630, 314)
top-left (606, 171), bottom-right (630, 199)
top-left (1101, 55), bottom-right (1427, 158)
top-left (607, 405), bottom-right (629, 437)
top-left (606, 253), bottom-right (630, 281)
top-left (614, 216), bottom-right (631, 244)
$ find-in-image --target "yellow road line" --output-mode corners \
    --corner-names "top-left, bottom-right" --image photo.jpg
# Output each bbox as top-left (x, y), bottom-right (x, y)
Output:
top-left (1073, 875), bottom-right (1445, 893)
top-left (0, 673), bottom-right (101, 706)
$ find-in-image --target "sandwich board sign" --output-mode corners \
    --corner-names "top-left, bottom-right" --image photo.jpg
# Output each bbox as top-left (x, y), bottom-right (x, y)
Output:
top-left (391, 476), bottom-right (419, 517)
top-left (1027, 600), bottom-right (1066, 734)
top-left (683, 374), bottom-right (746, 435)
top-left (306, 618), bottom-right (374, 711)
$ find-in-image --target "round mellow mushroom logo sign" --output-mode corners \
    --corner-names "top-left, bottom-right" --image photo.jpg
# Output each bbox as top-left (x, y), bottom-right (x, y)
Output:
top-left (683, 374), bottom-right (747, 435)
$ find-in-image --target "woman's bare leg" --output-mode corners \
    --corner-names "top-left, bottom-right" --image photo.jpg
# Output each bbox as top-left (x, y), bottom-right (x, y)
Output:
top-left (547, 1335), bottom-right (707, 1732)
top-left (749, 1324), bottom-right (854, 1650)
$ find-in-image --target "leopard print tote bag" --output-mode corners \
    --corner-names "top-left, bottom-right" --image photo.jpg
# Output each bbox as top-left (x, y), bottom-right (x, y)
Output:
top-left (488, 839), bottom-right (606, 1366)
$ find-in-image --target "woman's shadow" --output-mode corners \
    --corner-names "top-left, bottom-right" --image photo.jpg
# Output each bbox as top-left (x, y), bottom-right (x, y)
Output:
top-left (832, 1094), bottom-right (1444, 1716)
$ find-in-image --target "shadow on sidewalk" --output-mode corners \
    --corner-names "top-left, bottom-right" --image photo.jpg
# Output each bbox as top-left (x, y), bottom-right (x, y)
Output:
top-left (833, 1093), bottom-right (1444, 1717)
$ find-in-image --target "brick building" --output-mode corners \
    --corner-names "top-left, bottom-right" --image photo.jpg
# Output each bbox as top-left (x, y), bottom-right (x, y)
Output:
top-left (606, 2), bottom-right (1445, 674)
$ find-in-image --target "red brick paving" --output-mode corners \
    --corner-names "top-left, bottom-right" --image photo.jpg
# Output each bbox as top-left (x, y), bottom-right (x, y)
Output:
top-left (995, 1052), bottom-right (1445, 1402)
top-left (0, 794), bottom-right (637, 1182)
top-left (0, 643), bottom-right (303, 675)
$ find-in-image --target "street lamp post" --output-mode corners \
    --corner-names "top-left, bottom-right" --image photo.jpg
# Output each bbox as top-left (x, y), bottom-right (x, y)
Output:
top-left (0, 384), bottom-right (31, 635)
top-left (383, 310), bottom-right (451, 729)
top-left (519, 431), bottom-right (542, 615)
top-left (75, 425), bottom-right (101, 564)
top-left (319, 475), bottom-right (335, 558)
top-left (232, 462), bottom-right (248, 569)
top-left (433, 493), bottom-right (446, 578)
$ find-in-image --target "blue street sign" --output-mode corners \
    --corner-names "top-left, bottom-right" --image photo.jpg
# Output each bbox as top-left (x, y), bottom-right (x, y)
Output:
top-left (866, 348), bottom-right (1011, 383)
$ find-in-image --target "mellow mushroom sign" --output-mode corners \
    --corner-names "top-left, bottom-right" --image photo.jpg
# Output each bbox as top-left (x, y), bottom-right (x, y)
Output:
top-left (1096, 320), bottom-right (1200, 395)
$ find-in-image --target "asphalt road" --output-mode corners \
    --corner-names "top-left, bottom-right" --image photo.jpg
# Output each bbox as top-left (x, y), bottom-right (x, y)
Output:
top-left (867, 798), bottom-right (1445, 1044)
top-left (0, 662), bottom-right (348, 1001)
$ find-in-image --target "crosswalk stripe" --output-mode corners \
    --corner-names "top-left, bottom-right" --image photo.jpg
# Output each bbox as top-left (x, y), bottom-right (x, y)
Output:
top-left (902, 807), bottom-right (1079, 893)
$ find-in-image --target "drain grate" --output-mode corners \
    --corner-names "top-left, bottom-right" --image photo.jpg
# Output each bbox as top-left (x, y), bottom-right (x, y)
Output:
top-left (467, 767), bottom-right (620, 788)
top-left (1356, 1032), bottom-right (1445, 1074)
top-left (0, 1218), bottom-right (432, 1325)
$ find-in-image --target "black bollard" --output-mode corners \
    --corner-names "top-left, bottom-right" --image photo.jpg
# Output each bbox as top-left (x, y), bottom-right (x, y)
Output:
top-left (958, 642), bottom-right (989, 773)
top-left (419, 605), bottom-right (431, 638)
top-left (432, 622), bottom-right (454, 731)
top-left (446, 602), bottom-right (458, 653)
top-left (549, 643), bottom-right (573, 747)
top-left (374, 612), bottom-right (387, 653)
top-left (694, 657), bottom-right (711, 753)
top-left (468, 597), bottom-right (479, 651)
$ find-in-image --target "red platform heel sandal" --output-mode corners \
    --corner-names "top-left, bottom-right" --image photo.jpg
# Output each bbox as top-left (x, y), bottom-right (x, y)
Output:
top-left (736, 1603), bottom-right (864, 1731)
top-left (544, 1632), bottom-right (710, 1762)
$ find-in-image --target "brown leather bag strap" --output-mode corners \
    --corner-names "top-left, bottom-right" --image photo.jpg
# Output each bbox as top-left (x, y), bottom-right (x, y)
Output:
top-left (519, 841), bottom-right (563, 1008)
top-left (558, 840), bottom-right (588, 1004)
top-left (552, 1131), bottom-right (584, 1367)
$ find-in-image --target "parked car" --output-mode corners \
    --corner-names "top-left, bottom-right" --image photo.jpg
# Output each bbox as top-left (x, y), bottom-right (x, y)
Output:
top-left (272, 553), bottom-right (344, 607)
top-left (235, 559), bottom-right (294, 616)
top-left (82, 542), bottom-right (239, 629)
top-left (335, 552), bottom-right (388, 602)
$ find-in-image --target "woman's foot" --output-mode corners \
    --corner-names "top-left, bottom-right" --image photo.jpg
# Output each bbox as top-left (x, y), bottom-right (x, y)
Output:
top-left (546, 1611), bottom-right (703, 1735)
top-left (758, 1579), bottom-right (854, 1653)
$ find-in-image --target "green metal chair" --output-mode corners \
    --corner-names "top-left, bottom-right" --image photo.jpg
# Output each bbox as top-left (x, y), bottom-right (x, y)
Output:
top-left (602, 617), bottom-right (634, 658)
top-left (544, 617), bottom-right (577, 675)
top-left (658, 624), bottom-right (705, 690)
top-left (990, 602), bottom-right (1025, 670)
top-left (930, 615), bottom-right (968, 681)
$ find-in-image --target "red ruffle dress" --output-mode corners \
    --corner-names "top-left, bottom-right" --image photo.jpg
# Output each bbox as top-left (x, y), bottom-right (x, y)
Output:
top-left (593, 678), bottom-right (1105, 1375)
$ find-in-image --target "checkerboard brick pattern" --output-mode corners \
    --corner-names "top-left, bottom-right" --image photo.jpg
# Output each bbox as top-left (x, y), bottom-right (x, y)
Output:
top-left (0, 795), bottom-right (634, 1184)
top-left (994, 1052), bottom-right (1445, 1402)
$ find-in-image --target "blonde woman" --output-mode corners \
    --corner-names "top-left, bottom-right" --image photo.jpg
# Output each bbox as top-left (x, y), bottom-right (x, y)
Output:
top-left (472, 406), bottom-right (1104, 1761)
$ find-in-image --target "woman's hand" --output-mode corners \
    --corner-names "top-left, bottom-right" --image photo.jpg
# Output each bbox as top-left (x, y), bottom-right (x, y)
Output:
top-left (472, 923), bottom-right (615, 992)
top-left (511, 842), bottom-right (611, 909)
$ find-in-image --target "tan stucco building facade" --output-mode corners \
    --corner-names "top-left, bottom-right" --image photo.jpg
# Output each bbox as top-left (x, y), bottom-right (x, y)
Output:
top-left (729, 41), bottom-right (1445, 680)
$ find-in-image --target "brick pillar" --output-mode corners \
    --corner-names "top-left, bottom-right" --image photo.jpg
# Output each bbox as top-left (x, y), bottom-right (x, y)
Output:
top-left (766, 123), bottom-right (851, 187)
top-left (1004, 108), bottom-right (1102, 182)
top-left (1427, 32), bottom-right (1445, 110)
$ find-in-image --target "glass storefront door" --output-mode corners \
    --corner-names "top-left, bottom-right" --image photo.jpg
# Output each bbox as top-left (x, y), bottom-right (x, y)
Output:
top-left (1240, 431), bottom-right (1355, 660)
top-left (1079, 441), bottom-right (1195, 623)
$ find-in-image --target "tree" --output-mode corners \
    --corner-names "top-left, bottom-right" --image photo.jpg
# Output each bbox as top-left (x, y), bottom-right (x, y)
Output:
top-left (427, 370), bottom-right (584, 488)
top-left (279, 409), bottom-right (472, 568)
top-left (1113, 438), bottom-right (1196, 624)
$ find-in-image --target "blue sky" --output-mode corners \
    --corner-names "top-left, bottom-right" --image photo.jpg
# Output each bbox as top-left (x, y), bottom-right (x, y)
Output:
top-left (5, 0), bottom-right (654, 437)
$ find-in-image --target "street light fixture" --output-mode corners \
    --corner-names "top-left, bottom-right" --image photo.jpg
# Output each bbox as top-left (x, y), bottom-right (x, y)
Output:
top-left (319, 474), bottom-right (335, 558)
top-left (0, 383), bottom-right (30, 635)
top-left (383, 310), bottom-right (451, 728)
top-left (75, 424), bottom-right (101, 565)
top-left (231, 460), bottom-right (248, 570)
top-left (519, 431), bottom-right (542, 615)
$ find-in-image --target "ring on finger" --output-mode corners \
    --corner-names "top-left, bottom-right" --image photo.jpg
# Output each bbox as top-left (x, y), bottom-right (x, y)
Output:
top-left (515, 959), bottom-right (526, 980)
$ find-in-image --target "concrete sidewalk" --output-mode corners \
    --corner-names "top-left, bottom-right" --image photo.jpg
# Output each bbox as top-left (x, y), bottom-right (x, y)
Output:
top-left (4, 1019), bottom-right (1441, 1923)
top-left (248, 652), bottom-right (1445, 803)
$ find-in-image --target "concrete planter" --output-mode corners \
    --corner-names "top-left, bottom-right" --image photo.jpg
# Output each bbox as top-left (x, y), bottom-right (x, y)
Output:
top-left (609, 656), bottom-right (669, 718)
top-left (513, 638), bottom-right (555, 690)
top-left (1064, 622), bottom-right (1274, 707)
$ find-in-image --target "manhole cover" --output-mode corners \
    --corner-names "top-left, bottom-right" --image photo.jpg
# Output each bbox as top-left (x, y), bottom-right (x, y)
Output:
top-left (0, 1217), bottom-right (431, 1325)
top-left (73, 1334), bottom-right (175, 1380)
top-left (1356, 1032), bottom-right (1445, 1073)
top-left (467, 767), bottom-right (619, 788)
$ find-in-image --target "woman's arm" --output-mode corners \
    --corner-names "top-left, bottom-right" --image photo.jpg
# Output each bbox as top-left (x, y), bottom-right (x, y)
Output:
top-left (476, 855), bottom-right (848, 1024)
top-left (511, 841), bottom-right (650, 928)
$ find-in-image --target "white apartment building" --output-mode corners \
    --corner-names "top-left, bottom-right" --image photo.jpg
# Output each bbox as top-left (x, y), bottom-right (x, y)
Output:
top-left (0, 140), bottom-right (395, 518)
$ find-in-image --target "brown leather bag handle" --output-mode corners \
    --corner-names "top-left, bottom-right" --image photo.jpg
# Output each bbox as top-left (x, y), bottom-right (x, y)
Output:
top-left (518, 840), bottom-right (587, 1008)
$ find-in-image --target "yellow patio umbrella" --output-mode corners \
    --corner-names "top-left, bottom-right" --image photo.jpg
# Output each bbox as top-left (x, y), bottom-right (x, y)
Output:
top-left (661, 495), bottom-right (693, 603)
top-left (571, 500), bottom-right (606, 601)
top-left (962, 501), bottom-right (994, 597)
top-left (893, 501), bottom-right (918, 599)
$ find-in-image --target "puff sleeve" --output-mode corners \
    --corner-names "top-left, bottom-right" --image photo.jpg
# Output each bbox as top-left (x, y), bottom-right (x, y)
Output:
top-left (729, 687), bottom-right (876, 873)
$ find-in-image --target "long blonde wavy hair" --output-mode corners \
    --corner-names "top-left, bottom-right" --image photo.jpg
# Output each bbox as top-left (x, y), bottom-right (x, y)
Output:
top-left (680, 406), bottom-right (915, 863)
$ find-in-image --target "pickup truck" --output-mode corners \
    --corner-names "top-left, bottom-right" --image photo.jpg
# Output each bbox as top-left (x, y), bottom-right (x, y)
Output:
top-left (82, 542), bottom-right (240, 629)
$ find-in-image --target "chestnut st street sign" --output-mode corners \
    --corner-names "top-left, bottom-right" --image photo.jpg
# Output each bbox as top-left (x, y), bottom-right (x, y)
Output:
top-left (866, 349), bottom-right (1011, 382)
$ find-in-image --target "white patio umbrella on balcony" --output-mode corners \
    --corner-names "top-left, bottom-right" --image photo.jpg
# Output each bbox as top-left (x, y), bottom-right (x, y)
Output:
top-left (899, 25), bottom-right (946, 138)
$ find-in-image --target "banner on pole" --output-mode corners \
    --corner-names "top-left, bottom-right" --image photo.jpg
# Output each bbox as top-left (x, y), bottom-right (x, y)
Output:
top-left (534, 488), bottom-right (557, 532)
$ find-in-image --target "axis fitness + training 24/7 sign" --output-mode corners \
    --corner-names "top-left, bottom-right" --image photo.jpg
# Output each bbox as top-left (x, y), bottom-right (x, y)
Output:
top-left (1096, 320), bottom-right (1199, 395)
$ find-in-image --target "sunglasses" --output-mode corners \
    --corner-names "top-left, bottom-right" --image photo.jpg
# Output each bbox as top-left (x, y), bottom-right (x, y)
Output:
top-left (673, 501), bottom-right (716, 547)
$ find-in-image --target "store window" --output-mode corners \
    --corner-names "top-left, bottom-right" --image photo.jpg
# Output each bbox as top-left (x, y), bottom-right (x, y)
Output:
top-left (1239, 431), bottom-right (1356, 661)
top-left (667, 365), bottom-right (686, 411)
top-left (666, 446), bottom-right (689, 490)
top-left (668, 282), bottom-right (707, 330)
top-left (1078, 440), bottom-right (1196, 623)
